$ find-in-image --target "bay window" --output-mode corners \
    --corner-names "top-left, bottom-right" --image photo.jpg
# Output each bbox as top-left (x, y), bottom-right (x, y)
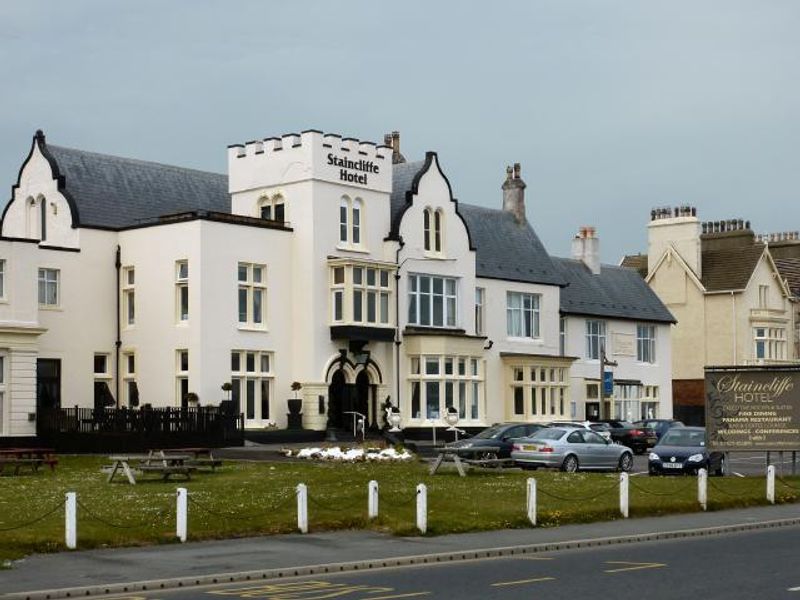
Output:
top-left (329, 262), bottom-right (393, 326)
top-left (509, 364), bottom-right (569, 421)
top-left (409, 355), bottom-right (482, 421)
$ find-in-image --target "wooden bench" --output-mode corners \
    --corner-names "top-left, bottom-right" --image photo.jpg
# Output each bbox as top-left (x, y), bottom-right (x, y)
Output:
top-left (186, 458), bottom-right (223, 471)
top-left (137, 464), bottom-right (196, 481)
top-left (0, 458), bottom-right (44, 475)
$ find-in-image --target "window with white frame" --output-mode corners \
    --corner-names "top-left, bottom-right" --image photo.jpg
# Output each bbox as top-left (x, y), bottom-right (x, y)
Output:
top-left (640, 386), bottom-right (659, 420)
top-left (330, 263), bottom-right (393, 326)
top-left (123, 352), bottom-right (139, 407)
top-left (259, 194), bottom-right (285, 224)
top-left (176, 260), bottom-right (188, 323)
top-left (231, 350), bottom-right (273, 423)
top-left (758, 285), bottom-right (769, 309)
top-left (408, 274), bottom-right (457, 328)
top-left (0, 259), bottom-right (5, 299)
top-left (38, 268), bottom-right (59, 307)
top-left (506, 292), bottom-right (540, 338)
top-left (93, 353), bottom-right (113, 409)
top-left (585, 319), bottom-right (606, 360)
top-left (338, 196), bottom-right (364, 247)
top-left (509, 365), bottom-right (569, 420)
top-left (754, 327), bottom-right (786, 361)
top-left (238, 262), bottom-right (266, 328)
top-left (408, 355), bottom-right (482, 421)
top-left (122, 267), bottom-right (134, 325)
top-left (474, 287), bottom-right (485, 336)
top-left (176, 349), bottom-right (189, 406)
top-left (422, 208), bottom-right (443, 254)
top-left (636, 324), bottom-right (656, 363)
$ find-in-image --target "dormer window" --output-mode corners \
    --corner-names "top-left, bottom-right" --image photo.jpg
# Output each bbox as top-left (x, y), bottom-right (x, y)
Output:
top-left (258, 194), bottom-right (285, 224)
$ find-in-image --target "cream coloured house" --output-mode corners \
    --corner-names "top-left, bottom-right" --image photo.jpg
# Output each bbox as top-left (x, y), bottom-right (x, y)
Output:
top-left (623, 207), bottom-right (797, 423)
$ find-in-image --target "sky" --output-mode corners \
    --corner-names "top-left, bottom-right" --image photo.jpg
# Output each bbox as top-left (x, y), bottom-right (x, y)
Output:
top-left (1, 1), bottom-right (798, 261)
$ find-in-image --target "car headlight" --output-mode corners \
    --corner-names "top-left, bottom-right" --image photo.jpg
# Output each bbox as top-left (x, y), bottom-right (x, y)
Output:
top-left (648, 452), bottom-right (660, 461)
top-left (460, 442), bottom-right (472, 449)
top-left (688, 453), bottom-right (704, 462)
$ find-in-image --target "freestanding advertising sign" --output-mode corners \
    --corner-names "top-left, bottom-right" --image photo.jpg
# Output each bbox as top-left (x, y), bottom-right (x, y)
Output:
top-left (705, 366), bottom-right (800, 451)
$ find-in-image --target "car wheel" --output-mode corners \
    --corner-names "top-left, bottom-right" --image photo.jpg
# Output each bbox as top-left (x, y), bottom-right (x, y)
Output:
top-left (618, 453), bottom-right (633, 472)
top-left (479, 451), bottom-right (500, 468)
top-left (714, 457), bottom-right (725, 477)
top-left (561, 454), bottom-right (579, 473)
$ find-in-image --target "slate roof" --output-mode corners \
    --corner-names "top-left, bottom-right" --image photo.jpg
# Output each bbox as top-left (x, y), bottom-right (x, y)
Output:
top-left (44, 142), bottom-right (229, 229)
top-left (390, 159), bottom-right (566, 287)
top-left (774, 257), bottom-right (800, 297)
top-left (700, 244), bottom-right (765, 292)
top-left (620, 254), bottom-right (648, 278)
top-left (555, 257), bottom-right (675, 323)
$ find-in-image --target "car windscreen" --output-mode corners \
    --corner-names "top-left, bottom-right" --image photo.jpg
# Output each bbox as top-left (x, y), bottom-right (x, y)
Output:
top-left (529, 428), bottom-right (566, 441)
top-left (473, 426), bottom-right (505, 440)
top-left (659, 429), bottom-right (706, 447)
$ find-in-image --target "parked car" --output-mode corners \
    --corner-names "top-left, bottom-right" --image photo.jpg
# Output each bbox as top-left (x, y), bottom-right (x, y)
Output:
top-left (648, 426), bottom-right (725, 476)
top-left (634, 419), bottom-right (685, 441)
top-left (511, 426), bottom-right (633, 473)
top-left (593, 419), bottom-right (657, 454)
top-left (548, 420), bottom-right (612, 441)
top-left (446, 422), bottom-right (548, 459)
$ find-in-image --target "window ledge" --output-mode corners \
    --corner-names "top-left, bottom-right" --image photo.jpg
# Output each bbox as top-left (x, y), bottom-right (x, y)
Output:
top-left (39, 305), bottom-right (63, 312)
top-left (422, 252), bottom-right (447, 260)
top-left (336, 244), bottom-right (370, 254)
top-left (237, 325), bottom-right (269, 333)
top-left (506, 336), bottom-right (544, 345)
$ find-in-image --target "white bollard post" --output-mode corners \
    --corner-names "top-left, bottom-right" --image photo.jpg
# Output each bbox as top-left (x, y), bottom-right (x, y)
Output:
top-left (698, 469), bottom-right (708, 511)
top-left (619, 472), bottom-right (629, 518)
top-left (526, 478), bottom-right (537, 526)
top-left (416, 483), bottom-right (427, 534)
top-left (368, 480), bottom-right (379, 519)
top-left (767, 465), bottom-right (776, 504)
top-left (296, 483), bottom-right (308, 533)
top-left (176, 488), bottom-right (188, 542)
top-left (65, 492), bottom-right (77, 550)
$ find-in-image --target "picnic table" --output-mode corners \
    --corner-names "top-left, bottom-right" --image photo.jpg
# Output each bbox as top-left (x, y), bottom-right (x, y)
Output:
top-left (149, 447), bottom-right (223, 471)
top-left (429, 445), bottom-right (508, 477)
top-left (0, 448), bottom-right (58, 475)
top-left (106, 452), bottom-right (196, 484)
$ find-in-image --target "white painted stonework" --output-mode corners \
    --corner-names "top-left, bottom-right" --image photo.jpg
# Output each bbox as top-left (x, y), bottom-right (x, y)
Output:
top-left (0, 129), bottom-right (674, 437)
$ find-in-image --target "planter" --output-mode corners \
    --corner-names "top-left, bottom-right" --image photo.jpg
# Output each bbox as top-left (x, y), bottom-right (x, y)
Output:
top-left (287, 398), bottom-right (303, 430)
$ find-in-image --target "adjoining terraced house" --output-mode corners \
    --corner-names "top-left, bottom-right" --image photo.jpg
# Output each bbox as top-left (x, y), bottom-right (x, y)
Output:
top-left (0, 129), bottom-right (674, 439)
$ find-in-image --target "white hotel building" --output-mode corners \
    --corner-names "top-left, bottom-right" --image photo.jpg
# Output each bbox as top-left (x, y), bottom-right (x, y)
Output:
top-left (0, 129), bottom-right (674, 438)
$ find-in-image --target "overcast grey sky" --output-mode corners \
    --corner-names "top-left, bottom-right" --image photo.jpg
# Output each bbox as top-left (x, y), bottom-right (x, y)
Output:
top-left (1, 1), bottom-right (798, 260)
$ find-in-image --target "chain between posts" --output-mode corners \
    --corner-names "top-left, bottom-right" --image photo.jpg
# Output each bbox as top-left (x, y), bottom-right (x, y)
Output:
top-left (628, 476), bottom-right (695, 497)
top-left (76, 499), bottom-right (171, 530)
top-left (306, 493), bottom-right (365, 513)
top-left (0, 499), bottom-right (65, 532)
top-left (380, 489), bottom-right (420, 508)
top-left (187, 492), bottom-right (295, 522)
top-left (536, 479), bottom-right (619, 502)
top-left (775, 477), bottom-right (800, 492)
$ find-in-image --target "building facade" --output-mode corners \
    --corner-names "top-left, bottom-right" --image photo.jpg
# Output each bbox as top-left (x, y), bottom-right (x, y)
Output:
top-left (622, 207), bottom-right (799, 423)
top-left (0, 129), bottom-right (673, 437)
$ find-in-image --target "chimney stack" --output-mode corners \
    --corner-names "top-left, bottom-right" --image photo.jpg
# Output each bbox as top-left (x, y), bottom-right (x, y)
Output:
top-left (384, 131), bottom-right (406, 164)
top-left (502, 162), bottom-right (526, 223)
top-left (572, 226), bottom-right (601, 275)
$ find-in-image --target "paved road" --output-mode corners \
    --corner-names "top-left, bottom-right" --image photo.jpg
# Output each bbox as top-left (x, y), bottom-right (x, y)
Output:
top-left (629, 451), bottom-right (799, 476)
top-left (89, 526), bottom-right (800, 599)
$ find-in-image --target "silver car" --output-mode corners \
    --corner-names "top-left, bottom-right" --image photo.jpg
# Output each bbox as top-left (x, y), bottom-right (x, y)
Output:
top-left (511, 426), bottom-right (634, 473)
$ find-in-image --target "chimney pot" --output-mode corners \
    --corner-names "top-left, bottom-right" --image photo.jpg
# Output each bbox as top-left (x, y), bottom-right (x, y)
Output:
top-left (501, 162), bottom-right (527, 223)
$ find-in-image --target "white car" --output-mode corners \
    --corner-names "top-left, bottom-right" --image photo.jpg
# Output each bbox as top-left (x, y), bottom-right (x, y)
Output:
top-left (548, 421), bottom-right (613, 441)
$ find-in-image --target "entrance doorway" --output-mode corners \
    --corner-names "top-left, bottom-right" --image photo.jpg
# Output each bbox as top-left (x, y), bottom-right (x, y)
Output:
top-left (585, 402), bottom-right (600, 421)
top-left (327, 369), bottom-right (374, 432)
top-left (37, 359), bottom-right (61, 413)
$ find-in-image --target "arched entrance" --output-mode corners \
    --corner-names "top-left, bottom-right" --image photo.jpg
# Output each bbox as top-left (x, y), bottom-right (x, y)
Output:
top-left (326, 366), bottom-right (378, 432)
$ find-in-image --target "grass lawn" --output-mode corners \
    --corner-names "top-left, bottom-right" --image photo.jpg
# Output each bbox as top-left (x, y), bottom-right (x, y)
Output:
top-left (1, 456), bottom-right (798, 566)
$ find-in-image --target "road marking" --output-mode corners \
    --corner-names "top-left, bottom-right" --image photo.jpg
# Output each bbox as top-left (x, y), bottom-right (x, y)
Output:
top-left (491, 577), bottom-right (555, 587)
top-left (208, 580), bottom-right (393, 597)
top-left (788, 585), bottom-right (800, 592)
top-left (521, 556), bottom-right (555, 561)
top-left (604, 561), bottom-right (666, 573)
top-left (366, 594), bottom-right (431, 600)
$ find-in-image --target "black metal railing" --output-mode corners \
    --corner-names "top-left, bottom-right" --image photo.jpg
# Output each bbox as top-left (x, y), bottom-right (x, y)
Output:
top-left (36, 406), bottom-right (244, 452)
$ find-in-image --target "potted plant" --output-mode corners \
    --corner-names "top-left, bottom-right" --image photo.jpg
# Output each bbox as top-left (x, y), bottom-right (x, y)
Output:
top-left (287, 381), bottom-right (303, 429)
